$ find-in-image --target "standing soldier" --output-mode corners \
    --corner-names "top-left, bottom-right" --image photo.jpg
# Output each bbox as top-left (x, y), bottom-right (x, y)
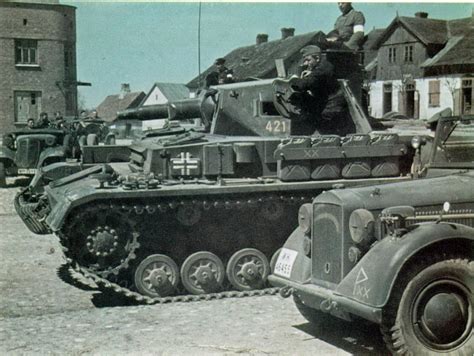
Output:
top-left (327, 2), bottom-right (366, 50)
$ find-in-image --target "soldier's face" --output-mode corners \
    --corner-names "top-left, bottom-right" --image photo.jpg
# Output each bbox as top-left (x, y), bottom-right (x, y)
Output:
top-left (303, 55), bottom-right (320, 70)
top-left (338, 2), bottom-right (351, 14)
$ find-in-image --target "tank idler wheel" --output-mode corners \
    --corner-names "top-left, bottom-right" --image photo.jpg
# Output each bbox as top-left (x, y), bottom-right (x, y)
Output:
top-left (180, 251), bottom-right (225, 295)
top-left (134, 254), bottom-right (180, 297)
top-left (226, 248), bottom-right (270, 291)
top-left (270, 248), bottom-right (282, 273)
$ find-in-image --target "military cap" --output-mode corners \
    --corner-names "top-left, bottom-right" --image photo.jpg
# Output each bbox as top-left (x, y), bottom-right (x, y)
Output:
top-left (215, 58), bottom-right (226, 65)
top-left (300, 45), bottom-right (322, 57)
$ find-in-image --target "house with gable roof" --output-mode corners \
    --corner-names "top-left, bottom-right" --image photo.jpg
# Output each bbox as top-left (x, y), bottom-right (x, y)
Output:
top-left (187, 28), bottom-right (328, 90)
top-left (367, 12), bottom-right (474, 119)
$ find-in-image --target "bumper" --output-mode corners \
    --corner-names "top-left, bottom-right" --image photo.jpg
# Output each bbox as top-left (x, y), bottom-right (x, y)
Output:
top-left (268, 274), bottom-right (382, 324)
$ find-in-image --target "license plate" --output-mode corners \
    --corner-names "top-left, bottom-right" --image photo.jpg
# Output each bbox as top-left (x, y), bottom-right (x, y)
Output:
top-left (18, 168), bottom-right (37, 174)
top-left (273, 248), bottom-right (298, 278)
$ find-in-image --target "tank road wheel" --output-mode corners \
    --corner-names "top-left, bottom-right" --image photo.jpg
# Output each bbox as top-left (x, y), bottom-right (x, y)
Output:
top-left (180, 251), bottom-right (225, 295)
top-left (66, 206), bottom-right (139, 277)
top-left (226, 248), bottom-right (270, 291)
top-left (381, 258), bottom-right (473, 355)
top-left (0, 162), bottom-right (6, 187)
top-left (134, 254), bottom-right (179, 297)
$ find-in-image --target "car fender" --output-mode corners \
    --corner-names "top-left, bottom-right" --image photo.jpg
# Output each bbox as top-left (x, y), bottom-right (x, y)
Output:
top-left (38, 146), bottom-right (66, 167)
top-left (0, 146), bottom-right (16, 165)
top-left (334, 222), bottom-right (474, 308)
top-left (270, 227), bottom-right (312, 284)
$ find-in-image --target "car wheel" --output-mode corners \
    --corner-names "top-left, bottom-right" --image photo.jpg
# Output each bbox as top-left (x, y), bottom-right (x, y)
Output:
top-left (0, 162), bottom-right (6, 187)
top-left (381, 258), bottom-right (473, 355)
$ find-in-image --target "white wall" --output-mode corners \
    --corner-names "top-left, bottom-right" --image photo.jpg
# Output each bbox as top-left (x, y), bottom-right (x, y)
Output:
top-left (142, 87), bottom-right (169, 106)
top-left (369, 75), bottom-right (460, 120)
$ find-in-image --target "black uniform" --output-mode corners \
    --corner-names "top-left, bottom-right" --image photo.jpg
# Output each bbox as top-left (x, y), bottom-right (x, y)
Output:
top-left (291, 58), bottom-right (355, 136)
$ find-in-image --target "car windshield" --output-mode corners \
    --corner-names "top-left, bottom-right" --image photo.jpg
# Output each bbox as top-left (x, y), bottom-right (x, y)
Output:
top-left (431, 117), bottom-right (474, 167)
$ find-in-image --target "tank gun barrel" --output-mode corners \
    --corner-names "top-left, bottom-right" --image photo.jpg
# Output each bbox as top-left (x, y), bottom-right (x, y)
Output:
top-left (116, 97), bottom-right (204, 121)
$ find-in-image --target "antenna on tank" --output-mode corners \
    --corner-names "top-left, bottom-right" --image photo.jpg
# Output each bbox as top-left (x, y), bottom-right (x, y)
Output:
top-left (197, 2), bottom-right (202, 88)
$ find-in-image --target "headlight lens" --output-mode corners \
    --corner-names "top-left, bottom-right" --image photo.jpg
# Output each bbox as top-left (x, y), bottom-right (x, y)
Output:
top-left (411, 135), bottom-right (424, 149)
top-left (298, 203), bottom-right (313, 235)
top-left (349, 209), bottom-right (375, 246)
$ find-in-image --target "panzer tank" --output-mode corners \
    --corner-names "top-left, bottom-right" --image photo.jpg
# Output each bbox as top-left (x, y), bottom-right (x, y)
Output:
top-left (27, 51), bottom-right (422, 301)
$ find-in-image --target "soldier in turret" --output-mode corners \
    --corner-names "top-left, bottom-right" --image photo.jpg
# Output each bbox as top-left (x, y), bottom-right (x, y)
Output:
top-left (326, 2), bottom-right (366, 50)
top-left (206, 58), bottom-right (235, 88)
top-left (290, 45), bottom-right (355, 136)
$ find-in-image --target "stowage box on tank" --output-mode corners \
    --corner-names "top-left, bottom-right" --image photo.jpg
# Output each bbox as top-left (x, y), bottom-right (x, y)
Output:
top-left (20, 50), bottom-right (424, 301)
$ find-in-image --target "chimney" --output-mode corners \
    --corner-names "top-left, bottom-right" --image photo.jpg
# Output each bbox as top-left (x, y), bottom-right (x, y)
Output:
top-left (120, 83), bottom-right (130, 99)
top-left (415, 12), bottom-right (429, 19)
top-left (281, 27), bottom-right (295, 39)
top-left (256, 33), bottom-right (268, 45)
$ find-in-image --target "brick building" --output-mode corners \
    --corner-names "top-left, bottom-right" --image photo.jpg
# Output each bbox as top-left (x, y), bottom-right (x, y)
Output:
top-left (0, 0), bottom-right (77, 134)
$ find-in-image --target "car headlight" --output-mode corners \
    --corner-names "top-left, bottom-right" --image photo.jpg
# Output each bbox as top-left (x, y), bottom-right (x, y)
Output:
top-left (298, 203), bottom-right (312, 235)
top-left (411, 135), bottom-right (426, 149)
top-left (349, 209), bottom-right (375, 246)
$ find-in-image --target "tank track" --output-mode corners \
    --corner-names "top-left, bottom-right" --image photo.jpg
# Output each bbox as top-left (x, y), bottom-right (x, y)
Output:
top-left (57, 191), bottom-right (313, 300)
top-left (14, 191), bottom-right (50, 235)
top-left (66, 259), bottom-right (279, 304)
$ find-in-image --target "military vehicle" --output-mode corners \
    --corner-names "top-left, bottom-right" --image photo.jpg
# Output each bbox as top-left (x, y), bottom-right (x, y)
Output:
top-left (0, 127), bottom-right (75, 187)
top-left (21, 50), bottom-right (427, 301)
top-left (268, 115), bottom-right (473, 354)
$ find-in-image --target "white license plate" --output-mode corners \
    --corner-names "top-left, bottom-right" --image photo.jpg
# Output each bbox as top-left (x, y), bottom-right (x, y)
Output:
top-left (273, 248), bottom-right (298, 278)
top-left (18, 168), bottom-right (37, 174)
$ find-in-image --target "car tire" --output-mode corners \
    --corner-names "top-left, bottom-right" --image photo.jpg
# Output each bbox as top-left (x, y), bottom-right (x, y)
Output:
top-left (293, 294), bottom-right (334, 327)
top-left (78, 135), bottom-right (87, 146)
top-left (381, 258), bottom-right (473, 355)
top-left (0, 162), bottom-right (6, 187)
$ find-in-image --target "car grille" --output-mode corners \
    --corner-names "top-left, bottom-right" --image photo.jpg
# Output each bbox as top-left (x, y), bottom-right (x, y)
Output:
top-left (16, 137), bottom-right (41, 168)
top-left (311, 203), bottom-right (344, 284)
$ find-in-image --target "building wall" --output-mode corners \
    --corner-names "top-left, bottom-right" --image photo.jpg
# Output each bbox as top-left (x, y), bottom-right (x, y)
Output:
top-left (369, 76), bottom-right (461, 119)
top-left (142, 87), bottom-right (171, 106)
top-left (0, 2), bottom-right (76, 134)
top-left (376, 27), bottom-right (427, 81)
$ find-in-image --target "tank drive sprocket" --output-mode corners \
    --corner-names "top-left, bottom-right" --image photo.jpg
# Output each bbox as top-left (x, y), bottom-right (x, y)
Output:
top-left (60, 203), bottom-right (140, 278)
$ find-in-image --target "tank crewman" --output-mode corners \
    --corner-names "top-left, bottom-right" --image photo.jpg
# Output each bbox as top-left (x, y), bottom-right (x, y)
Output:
top-left (289, 45), bottom-right (355, 136)
top-left (205, 58), bottom-right (235, 88)
top-left (326, 2), bottom-right (366, 50)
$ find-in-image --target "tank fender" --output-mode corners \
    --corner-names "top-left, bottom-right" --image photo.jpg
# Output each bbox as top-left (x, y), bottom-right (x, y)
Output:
top-left (270, 227), bottom-right (312, 284)
top-left (0, 146), bottom-right (15, 164)
top-left (334, 222), bottom-right (474, 308)
top-left (38, 146), bottom-right (66, 167)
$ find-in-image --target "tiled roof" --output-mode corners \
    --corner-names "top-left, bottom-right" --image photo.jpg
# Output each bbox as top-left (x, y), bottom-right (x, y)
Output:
top-left (96, 91), bottom-right (146, 123)
top-left (187, 31), bottom-right (326, 88)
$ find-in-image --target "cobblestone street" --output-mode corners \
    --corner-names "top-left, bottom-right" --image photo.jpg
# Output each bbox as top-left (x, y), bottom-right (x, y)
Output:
top-left (0, 185), bottom-right (387, 355)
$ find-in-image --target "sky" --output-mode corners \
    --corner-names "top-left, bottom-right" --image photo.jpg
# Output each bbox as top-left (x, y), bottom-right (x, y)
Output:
top-left (61, 1), bottom-right (473, 108)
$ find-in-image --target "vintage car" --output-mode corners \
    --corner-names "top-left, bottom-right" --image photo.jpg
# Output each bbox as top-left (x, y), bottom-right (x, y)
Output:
top-left (269, 115), bottom-right (474, 355)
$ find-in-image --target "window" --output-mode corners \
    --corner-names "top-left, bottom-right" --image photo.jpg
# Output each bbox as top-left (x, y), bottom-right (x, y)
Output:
top-left (15, 39), bottom-right (38, 65)
top-left (388, 47), bottom-right (397, 64)
top-left (428, 80), bottom-right (440, 107)
top-left (14, 91), bottom-right (42, 123)
top-left (404, 45), bottom-right (413, 63)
